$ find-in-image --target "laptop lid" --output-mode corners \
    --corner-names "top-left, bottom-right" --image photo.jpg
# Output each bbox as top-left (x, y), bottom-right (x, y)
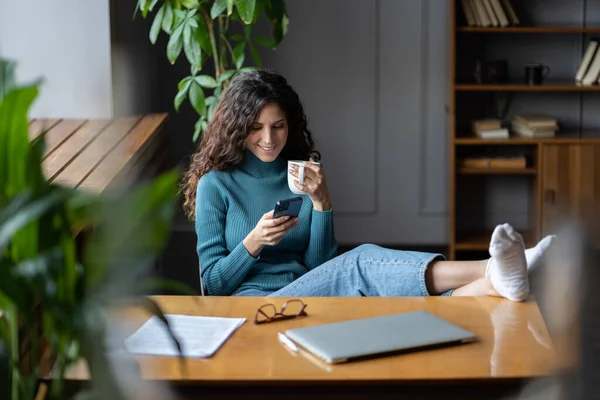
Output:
top-left (284, 310), bottom-right (476, 364)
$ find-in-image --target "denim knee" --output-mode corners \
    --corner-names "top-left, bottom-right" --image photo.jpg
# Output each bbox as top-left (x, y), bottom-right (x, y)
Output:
top-left (345, 243), bottom-right (381, 256)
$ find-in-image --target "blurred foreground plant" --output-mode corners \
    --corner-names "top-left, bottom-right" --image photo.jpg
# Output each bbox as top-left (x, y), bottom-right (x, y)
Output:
top-left (0, 58), bottom-right (187, 400)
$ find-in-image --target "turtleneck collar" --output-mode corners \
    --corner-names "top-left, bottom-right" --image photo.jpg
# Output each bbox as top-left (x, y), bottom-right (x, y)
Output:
top-left (238, 149), bottom-right (286, 178)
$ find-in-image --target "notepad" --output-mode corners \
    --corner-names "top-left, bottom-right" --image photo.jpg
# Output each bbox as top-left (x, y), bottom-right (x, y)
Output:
top-left (124, 314), bottom-right (246, 358)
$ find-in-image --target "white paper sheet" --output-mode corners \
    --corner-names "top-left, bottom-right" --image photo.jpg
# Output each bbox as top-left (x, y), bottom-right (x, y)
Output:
top-left (124, 314), bottom-right (246, 358)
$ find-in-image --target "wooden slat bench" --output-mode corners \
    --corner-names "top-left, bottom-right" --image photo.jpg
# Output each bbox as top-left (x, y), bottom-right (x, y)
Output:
top-left (29, 113), bottom-right (170, 194)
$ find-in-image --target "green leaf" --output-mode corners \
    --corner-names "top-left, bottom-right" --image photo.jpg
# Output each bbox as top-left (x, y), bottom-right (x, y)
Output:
top-left (174, 79), bottom-right (192, 111)
top-left (183, 24), bottom-right (202, 68)
top-left (226, 0), bottom-right (234, 15)
top-left (188, 81), bottom-right (206, 115)
top-left (166, 22), bottom-right (185, 63)
top-left (162, 1), bottom-right (175, 33)
top-left (174, 9), bottom-right (187, 19)
top-left (236, 0), bottom-right (256, 24)
top-left (217, 69), bottom-right (236, 83)
top-left (0, 194), bottom-right (62, 257)
top-left (231, 34), bottom-right (245, 42)
top-left (210, 0), bottom-right (227, 19)
top-left (208, 98), bottom-right (217, 120)
top-left (251, 0), bottom-right (265, 24)
top-left (193, 118), bottom-right (207, 142)
top-left (265, 0), bottom-right (285, 23)
top-left (195, 75), bottom-right (218, 88)
top-left (177, 76), bottom-right (193, 91)
top-left (0, 84), bottom-right (40, 200)
top-left (233, 42), bottom-right (246, 70)
top-left (140, 0), bottom-right (159, 18)
top-left (253, 36), bottom-right (275, 48)
top-left (181, 0), bottom-right (199, 8)
top-left (149, 2), bottom-right (166, 44)
top-left (281, 13), bottom-right (290, 37)
top-left (193, 15), bottom-right (211, 54)
top-left (267, 0), bottom-right (288, 46)
top-left (139, 0), bottom-right (149, 17)
top-left (248, 40), bottom-right (261, 68)
top-left (148, 0), bottom-right (159, 13)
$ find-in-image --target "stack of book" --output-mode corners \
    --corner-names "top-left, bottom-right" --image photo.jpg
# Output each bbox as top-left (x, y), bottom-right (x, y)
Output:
top-left (460, 0), bottom-right (519, 27)
top-left (575, 38), bottom-right (600, 86)
top-left (472, 119), bottom-right (509, 139)
top-left (511, 115), bottom-right (558, 138)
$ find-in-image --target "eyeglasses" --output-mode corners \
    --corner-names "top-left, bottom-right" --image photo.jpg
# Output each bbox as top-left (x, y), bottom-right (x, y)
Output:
top-left (254, 299), bottom-right (308, 324)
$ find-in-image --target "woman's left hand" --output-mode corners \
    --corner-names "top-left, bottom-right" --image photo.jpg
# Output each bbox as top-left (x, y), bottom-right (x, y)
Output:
top-left (290, 158), bottom-right (332, 211)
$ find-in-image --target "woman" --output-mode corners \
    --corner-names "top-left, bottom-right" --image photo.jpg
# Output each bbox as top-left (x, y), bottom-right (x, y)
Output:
top-left (181, 69), bottom-right (554, 301)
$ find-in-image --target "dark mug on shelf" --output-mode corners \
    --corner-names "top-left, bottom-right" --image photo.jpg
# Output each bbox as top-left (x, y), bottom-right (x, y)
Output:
top-left (524, 63), bottom-right (551, 85)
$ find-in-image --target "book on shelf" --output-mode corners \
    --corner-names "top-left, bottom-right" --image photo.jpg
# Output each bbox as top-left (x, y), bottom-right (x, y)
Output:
top-left (575, 38), bottom-right (599, 83)
top-left (472, 119), bottom-right (510, 139)
top-left (512, 115), bottom-right (558, 138)
top-left (461, 156), bottom-right (526, 169)
top-left (460, 0), bottom-right (516, 27)
top-left (577, 38), bottom-right (600, 86)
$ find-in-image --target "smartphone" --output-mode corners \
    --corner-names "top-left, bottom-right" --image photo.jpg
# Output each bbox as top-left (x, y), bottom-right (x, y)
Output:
top-left (273, 196), bottom-right (303, 218)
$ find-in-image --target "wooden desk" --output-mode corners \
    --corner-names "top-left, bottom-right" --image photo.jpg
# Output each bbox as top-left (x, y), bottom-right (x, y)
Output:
top-left (29, 114), bottom-right (169, 194)
top-left (65, 296), bottom-right (558, 400)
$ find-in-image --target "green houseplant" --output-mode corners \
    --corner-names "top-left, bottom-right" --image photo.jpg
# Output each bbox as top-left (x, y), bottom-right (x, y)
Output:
top-left (0, 58), bottom-right (186, 400)
top-left (136, 0), bottom-right (289, 141)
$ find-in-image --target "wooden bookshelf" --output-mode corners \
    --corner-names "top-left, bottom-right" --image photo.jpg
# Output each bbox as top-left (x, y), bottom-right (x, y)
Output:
top-left (455, 135), bottom-right (600, 145)
top-left (455, 229), bottom-right (538, 250)
top-left (455, 80), bottom-right (600, 91)
top-left (458, 167), bottom-right (536, 175)
top-left (457, 26), bottom-right (600, 33)
top-left (448, 0), bottom-right (600, 259)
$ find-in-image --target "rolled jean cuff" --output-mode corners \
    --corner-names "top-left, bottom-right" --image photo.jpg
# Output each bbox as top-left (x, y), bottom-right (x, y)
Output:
top-left (418, 253), bottom-right (447, 296)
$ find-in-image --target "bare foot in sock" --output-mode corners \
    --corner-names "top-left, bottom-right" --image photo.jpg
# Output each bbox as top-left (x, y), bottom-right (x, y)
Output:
top-left (487, 223), bottom-right (529, 302)
top-left (486, 234), bottom-right (555, 276)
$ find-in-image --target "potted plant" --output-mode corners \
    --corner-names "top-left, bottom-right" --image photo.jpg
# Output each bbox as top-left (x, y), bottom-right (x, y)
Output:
top-left (0, 58), bottom-right (187, 400)
top-left (136, 0), bottom-right (289, 141)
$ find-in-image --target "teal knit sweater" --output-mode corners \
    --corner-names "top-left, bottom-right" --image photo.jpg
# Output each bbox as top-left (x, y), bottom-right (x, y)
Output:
top-left (195, 150), bottom-right (338, 296)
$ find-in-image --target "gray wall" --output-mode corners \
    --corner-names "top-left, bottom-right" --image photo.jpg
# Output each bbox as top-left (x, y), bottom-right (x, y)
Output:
top-left (0, 0), bottom-right (113, 118)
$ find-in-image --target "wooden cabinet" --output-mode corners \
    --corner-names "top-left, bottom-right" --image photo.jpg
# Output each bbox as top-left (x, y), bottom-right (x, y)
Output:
top-left (541, 144), bottom-right (600, 243)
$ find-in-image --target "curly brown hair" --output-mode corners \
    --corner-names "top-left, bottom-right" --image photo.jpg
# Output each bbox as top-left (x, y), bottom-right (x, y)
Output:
top-left (181, 69), bottom-right (321, 221)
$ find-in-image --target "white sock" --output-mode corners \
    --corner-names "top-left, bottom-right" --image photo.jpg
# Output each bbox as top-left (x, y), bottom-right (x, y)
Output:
top-left (486, 234), bottom-right (556, 276)
top-left (525, 235), bottom-right (555, 273)
top-left (487, 223), bottom-right (529, 302)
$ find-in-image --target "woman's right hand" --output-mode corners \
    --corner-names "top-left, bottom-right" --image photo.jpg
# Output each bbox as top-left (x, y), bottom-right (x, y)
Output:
top-left (243, 210), bottom-right (299, 257)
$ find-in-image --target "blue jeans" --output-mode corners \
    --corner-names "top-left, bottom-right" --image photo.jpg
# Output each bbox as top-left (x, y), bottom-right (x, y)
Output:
top-left (234, 244), bottom-right (452, 297)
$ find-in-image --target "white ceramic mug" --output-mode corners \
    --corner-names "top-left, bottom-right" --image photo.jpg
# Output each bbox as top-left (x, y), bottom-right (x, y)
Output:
top-left (287, 160), bottom-right (321, 195)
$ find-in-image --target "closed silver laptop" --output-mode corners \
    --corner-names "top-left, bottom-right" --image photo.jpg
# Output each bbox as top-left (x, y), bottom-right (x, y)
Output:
top-left (284, 310), bottom-right (476, 364)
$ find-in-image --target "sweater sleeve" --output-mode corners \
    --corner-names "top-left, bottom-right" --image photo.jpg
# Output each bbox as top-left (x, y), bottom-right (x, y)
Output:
top-left (195, 174), bottom-right (258, 296)
top-left (303, 208), bottom-right (338, 270)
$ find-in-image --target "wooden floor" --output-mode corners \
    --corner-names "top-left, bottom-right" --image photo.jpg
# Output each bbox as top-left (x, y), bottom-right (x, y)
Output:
top-left (29, 114), bottom-right (169, 194)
